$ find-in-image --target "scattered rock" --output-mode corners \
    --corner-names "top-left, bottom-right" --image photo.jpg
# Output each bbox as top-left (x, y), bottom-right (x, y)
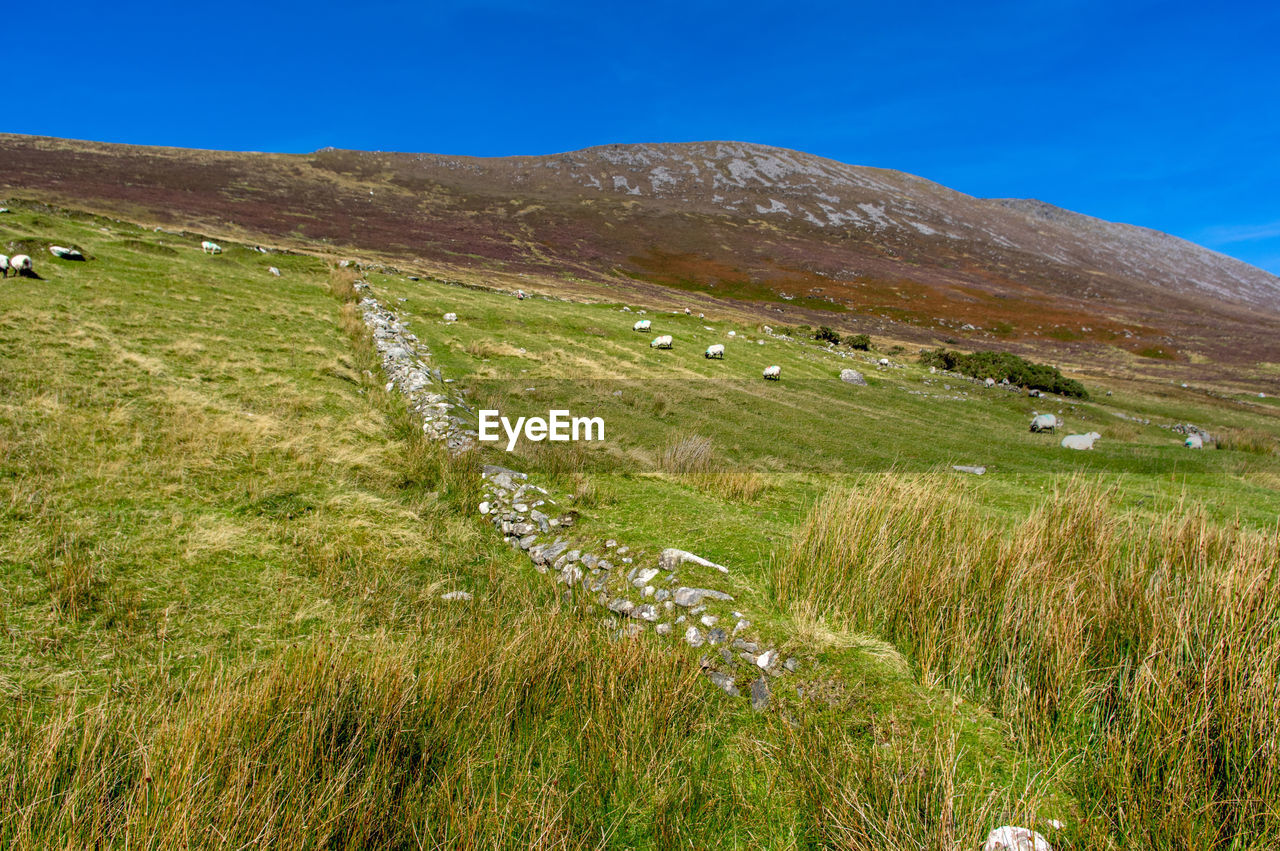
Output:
top-left (749, 677), bottom-right (770, 712)
top-left (440, 590), bottom-right (472, 602)
top-left (952, 465), bottom-right (987, 475)
top-left (685, 627), bottom-right (705, 647)
top-left (660, 548), bottom-right (729, 574)
top-left (839, 368), bottom-right (867, 385)
top-left (673, 587), bottom-right (734, 607)
top-left (707, 671), bottom-right (739, 696)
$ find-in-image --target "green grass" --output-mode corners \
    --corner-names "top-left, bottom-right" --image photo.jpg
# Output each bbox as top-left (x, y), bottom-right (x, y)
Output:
top-left (2, 202), bottom-right (1279, 846)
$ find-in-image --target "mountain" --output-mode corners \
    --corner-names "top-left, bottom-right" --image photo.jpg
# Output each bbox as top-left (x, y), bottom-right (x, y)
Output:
top-left (2, 134), bottom-right (1277, 364)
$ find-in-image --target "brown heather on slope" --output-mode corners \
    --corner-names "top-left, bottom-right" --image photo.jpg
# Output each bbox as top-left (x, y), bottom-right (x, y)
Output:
top-left (2, 133), bottom-right (1278, 377)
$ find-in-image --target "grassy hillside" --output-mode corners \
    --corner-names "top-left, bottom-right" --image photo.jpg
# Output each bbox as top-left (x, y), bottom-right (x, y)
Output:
top-left (2, 202), bottom-right (1279, 847)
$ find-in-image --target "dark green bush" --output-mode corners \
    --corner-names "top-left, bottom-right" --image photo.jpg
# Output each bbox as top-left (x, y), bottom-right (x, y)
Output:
top-left (919, 348), bottom-right (1088, 399)
top-left (846, 334), bottom-right (871, 351)
top-left (815, 326), bottom-right (841, 345)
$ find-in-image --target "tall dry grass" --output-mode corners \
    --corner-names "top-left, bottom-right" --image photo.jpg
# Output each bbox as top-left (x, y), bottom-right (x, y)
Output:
top-left (0, 605), bottom-right (727, 849)
top-left (1217, 427), bottom-right (1280, 455)
top-left (773, 476), bottom-right (1280, 846)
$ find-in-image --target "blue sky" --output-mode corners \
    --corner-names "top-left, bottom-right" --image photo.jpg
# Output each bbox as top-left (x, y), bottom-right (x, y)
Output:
top-left (9, 0), bottom-right (1280, 272)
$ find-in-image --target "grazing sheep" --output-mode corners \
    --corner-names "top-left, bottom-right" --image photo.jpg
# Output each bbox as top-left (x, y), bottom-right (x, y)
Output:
top-left (201, 240), bottom-right (222, 254)
top-left (1185, 434), bottom-right (1204, 449)
top-left (268, 266), bottom-right (281, 276)
top-left (763, 365), bottom-right (781, 380)
top-left (49, 245), bottom-right (85, 260)
top-left (1061, 432), bottom-right (1101, 450)
top-left (633, 319), bottom-right (651, 332)
top-left (1029, 413), bottom-right (1061, 433)
top-left (9, 254), bottom-right (33, 276)
top-left (878, 357), bottom-right (889, 366)
top-left (0, 254), bottom-right (8, 277)
top-left (983, 825), bottom-right (1052, 851)
top-left (704, 343), bottom-right (724, 359)
top-left (516, 289), bottom-right (526, 300)
top-left (443, 312), bottom-right (458, 323)
top-left (985, 377), bottom-right (996, 387)
top-left (1028, 389), bottom-right (1042, 398)
top-left (650, 335), bottom-right (673, 349)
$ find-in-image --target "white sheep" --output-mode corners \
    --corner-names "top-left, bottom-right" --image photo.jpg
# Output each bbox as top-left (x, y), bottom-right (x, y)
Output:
top-left (650, 335), bottom-right (673, 349)
top-left (985, 377), bottom-right (996, 387)
top-left (763, 365), bottom-right (781, 380)
top-left (1061, 432), bottom-right (1101, 450)
top-left (443, 312), bottom-right (458, 323)
top-left (0, 254), bottom-right (8, 277)
top-left (878, 357), bottom-right (890, 366)
top-left (633, 319), bottom-right (651, 332)
top-left (9, 254), bottom-right (33, 276)
top-left (1185, 434), bottom-right (1204, 449)
top-left (1029, 413), bottom-right (1061, 433)
top-left (50, 246), bottom-right (84, 260)
top-left (704, 344), bottom-right (724, 359)
top-left (268, 266), bottom-right (281, 277)
top-left (201, 240), bottom-right (222, 254)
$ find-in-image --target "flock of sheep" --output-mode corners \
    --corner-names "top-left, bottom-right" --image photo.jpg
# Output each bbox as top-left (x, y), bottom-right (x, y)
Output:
top-left (634, 318), bottom-right (781, 380)
top-left (8, 228), bottom-right (1216, 458)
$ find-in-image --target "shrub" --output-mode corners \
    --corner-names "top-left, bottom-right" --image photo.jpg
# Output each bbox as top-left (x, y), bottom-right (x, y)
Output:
top-left (815, 326), bottom-right (841, 345)
top-left (845, 334), bottom-right (871, 351)
top-left (919, 348), bottom-right (1088, 398)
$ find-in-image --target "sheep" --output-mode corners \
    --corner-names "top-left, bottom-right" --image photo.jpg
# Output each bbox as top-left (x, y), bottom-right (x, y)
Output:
top-left (50, 246), bottom-right (85, 260)
top-left (650, 335), bottom-right (673, 349)
top-left (0, 254), bottom-right (8, 277)
top-left (201, 240), bottom-right (222, 254)
top-left (763, 365), bottom-right (781, 380)
top-left (704, 344), bottom-right (724, 359)
top-left (633, 319), bottom-right (651, 332)
top-left (1029, 413), bottom-right (1061, 433)
top-left (443, 312), bottom-right (458, 323)
top-left (984, 377), bottom-right (996, 387)
top-left (1185, 434), bottom-right (1204, 449)
top-left (268, 266), bottom-right (281, 277)
top-left (1061, 432), bottom-right (1101, 450)
top-left (878, 357), bottom-right (889, 366)
top-left (9, 254), bottom-right (33, 276)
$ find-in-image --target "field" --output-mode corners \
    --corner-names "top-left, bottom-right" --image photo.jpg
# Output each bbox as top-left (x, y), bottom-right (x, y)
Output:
top-left (2, 202), bottom-right (1280, 848)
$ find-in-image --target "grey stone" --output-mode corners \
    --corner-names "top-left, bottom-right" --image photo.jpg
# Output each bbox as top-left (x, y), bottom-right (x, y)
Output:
top-left (518, 534), bottom-right (538, 550)
top-left (783, 657), bottom-right (801, 673)
top-left (673, 587), bottom-right (734, 607)
top-left (952, 465), bottom-right (986, 476)
top-left (732, 639), bottom-right (759, 654)
top-left (633, 604), bottom-right (658, 622)
top-left (529, 509), bottom-right (551, 531)
top-left (654, 588), bottom-right (671, 602)
top-left (749, 677), bottom-right (770, 712)
top-left (700, 614), bottom-right (719, 627)
top-left (707, 671), bottom-right (739, 696)
top-left (756, 649), bottom-right (779, 670)
top-left (608, 598), bottom-right (635, 615)
top-left (660, 548), bottom-right (729, 574)
top-left (684, 627), bottom-right (705, 647)
top-left (655, 622), bottom-right (672, 636)
top-left (440, 590), bottom-right (472, 602)
top-left (840, 368), bottom-right (867, 385)
top-left (707, 628), bottom-right (727, 645)
top-left (632, 567), bottom-right (660, 588)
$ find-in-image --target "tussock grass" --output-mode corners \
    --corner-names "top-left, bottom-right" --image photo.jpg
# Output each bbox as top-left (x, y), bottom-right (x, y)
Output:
top-left (688, 469), bottom-right (769, 503)
top-left (775, 476), bottom-right (1280, 846)
top-left (1217, 426), bottom-right (1279, 455)
top-left (659, 432), bottom-right (715, 475)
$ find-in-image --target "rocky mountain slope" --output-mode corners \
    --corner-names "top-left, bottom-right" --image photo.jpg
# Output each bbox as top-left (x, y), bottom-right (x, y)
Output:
top-left (2, 134), bottom-right (1277, 363)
